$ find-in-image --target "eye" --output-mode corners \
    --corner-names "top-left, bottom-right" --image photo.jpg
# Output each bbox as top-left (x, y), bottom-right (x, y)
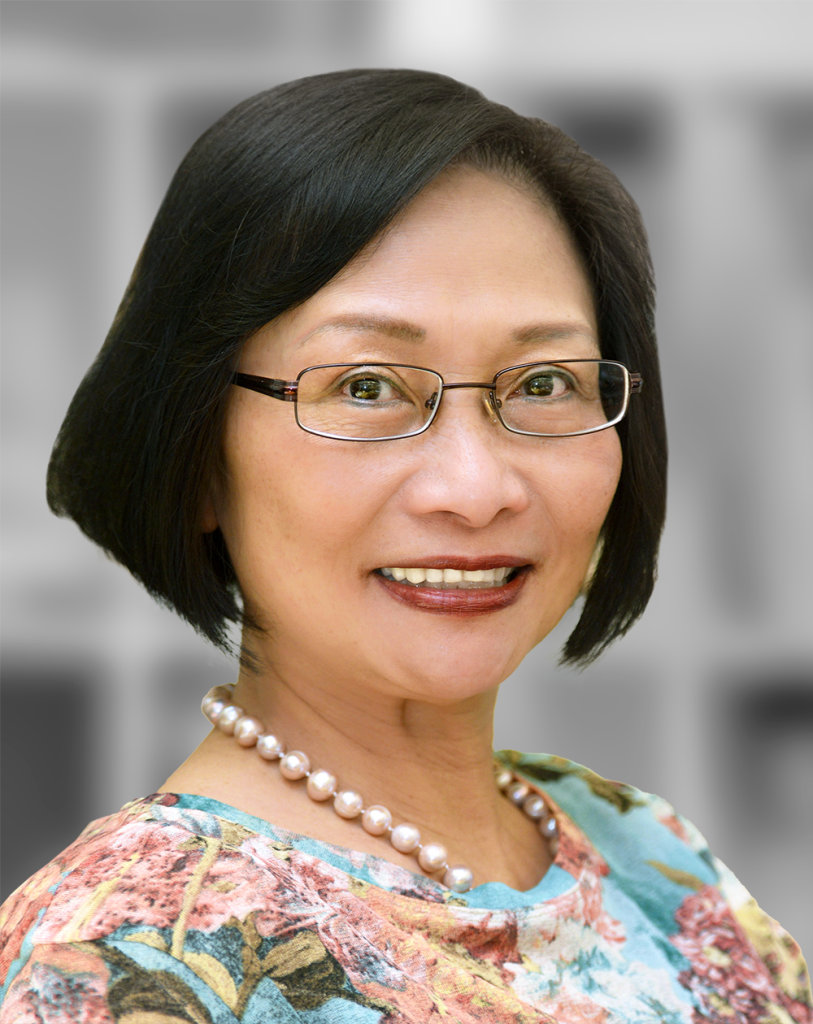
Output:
top-left (338, 371), bottom-right (408, 404)
top-left (523, 374), bottom-right (555, 397)
top-left (518, 370), bottom-right (571, 399)
top-left (347, 377), bottom-right (387, 401)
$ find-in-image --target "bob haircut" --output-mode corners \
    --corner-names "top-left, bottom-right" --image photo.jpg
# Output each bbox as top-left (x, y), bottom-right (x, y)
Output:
top-left (47, 68), bottom-right (667, 667)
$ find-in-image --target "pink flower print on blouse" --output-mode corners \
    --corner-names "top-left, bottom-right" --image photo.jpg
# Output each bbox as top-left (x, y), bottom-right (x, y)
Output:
top-left (37, 825), bottom-right (220, 942)
top-left (245, 848), bottom-right (557, 1023)
top-left (672, 884), bottom-right (811, 1023)
top-left (532, 791), bottom-right (624, 945)
top-left (1, 943), bottom-right (113, 1024)
top-left (0, 858), bottom-right (63, 980)
top-left (47, 830), bottom-right (341, 949)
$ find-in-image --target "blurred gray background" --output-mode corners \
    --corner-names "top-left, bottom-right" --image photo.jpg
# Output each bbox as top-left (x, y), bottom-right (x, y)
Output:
top-left (2, 0), bottom-right (812, 950)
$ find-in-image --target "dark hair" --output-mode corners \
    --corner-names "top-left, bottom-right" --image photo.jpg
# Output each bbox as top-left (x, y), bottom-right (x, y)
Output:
top-left (47, 68), bottom-right (666, 666)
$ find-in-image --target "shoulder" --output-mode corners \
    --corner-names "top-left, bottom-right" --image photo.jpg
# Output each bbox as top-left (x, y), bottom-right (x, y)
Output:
top-left (0, 793), bottom-right (298, 1018)
top-left (504, 750), bottom-right (812, 1021)
top-left (0, 791), bottom-right (319, 955)
top-left (0, 793), bottom-right (430, 1022)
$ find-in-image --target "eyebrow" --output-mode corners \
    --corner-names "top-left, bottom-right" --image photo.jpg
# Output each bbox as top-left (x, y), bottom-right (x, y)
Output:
top-left (298, 314), bottom-right (595, 347)
top-left (511, 322), bottom-right (597, 345)
top-left (300, 314), bottom-right (426, 345)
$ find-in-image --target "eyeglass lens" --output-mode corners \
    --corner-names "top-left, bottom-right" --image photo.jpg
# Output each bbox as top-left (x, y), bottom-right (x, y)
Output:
top-left (294, 361), bottom-right (628, 440)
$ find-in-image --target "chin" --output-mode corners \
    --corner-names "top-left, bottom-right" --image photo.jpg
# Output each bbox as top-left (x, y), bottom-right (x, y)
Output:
top-left (388, 643), bottom-right (524, 704)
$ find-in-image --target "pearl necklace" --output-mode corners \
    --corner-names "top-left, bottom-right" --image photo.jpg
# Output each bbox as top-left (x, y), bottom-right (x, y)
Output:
top-left (201, 684), bottom-right (558, 893)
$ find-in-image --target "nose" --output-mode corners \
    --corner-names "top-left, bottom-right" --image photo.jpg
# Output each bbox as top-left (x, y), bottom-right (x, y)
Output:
top-left (403, 388), bottom-right (531, 528)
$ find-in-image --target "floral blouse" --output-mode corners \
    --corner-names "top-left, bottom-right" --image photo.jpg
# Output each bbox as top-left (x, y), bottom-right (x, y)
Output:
top-left (1, 752), bottom-right (809, 1023)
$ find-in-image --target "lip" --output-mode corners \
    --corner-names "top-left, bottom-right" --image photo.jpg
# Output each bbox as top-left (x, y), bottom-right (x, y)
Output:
top-left (374, 562), bottom-right (532, 615)
top-left (379, 555), bottom-right (530, 571)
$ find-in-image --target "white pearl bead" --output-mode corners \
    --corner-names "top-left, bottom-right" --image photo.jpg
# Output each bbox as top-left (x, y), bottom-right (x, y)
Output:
top-left (390, 823), bottom-right (421, 853)
top-left (522, 794), bottom-right (547, 820)
top-left (233, 716), bottom-right (264, 747)
top-left (443, 865), bottom-right (474, 893)
top-left (494, 768), bottom-right (514, 791)
top-left (417, 842), bottom-right (448, 873)
top-left (306, 769), bottom-right (337, 801)
top-left (280, 751), bottom-right (310, 780)
top-left (362, 805), bottom-right (392, 836)
top-left (201, 687), bottom-right (232, 717)
top-left (333, 790), bottom-right (364, 819)
top-left (256, 733), bottom-right (285, 760)
top-left (506, 781), bottom-right (530, 806)
top-left (217, 705), bottom-right (244, 735)
top-left (203, 697), bottom-right (228, 724)
top-left (539, 814), bottom-right (558, 840)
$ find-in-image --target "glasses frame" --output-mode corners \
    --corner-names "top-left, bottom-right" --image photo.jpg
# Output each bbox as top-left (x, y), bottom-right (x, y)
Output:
top-left (231, 360), bottom-right (643, 441)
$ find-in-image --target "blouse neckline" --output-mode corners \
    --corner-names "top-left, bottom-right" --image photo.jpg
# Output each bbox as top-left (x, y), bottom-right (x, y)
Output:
top-left (138, 778), bottom-right (583, 913)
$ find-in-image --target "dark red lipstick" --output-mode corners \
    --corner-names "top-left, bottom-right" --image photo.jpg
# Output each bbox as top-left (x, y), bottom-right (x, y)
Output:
top-left (374, 558), bottom-right (531, 615)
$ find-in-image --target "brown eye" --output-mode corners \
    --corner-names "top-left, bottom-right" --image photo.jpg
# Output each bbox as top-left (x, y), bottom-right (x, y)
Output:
top-left (522, 374), bottom-right (557, 397)
top-left (349, 378), bottom-right (383, 401)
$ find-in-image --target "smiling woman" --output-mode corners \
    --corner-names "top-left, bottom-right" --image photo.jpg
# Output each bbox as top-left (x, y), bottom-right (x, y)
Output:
top-left (1, 70), bottom-right (809, 1023)
top-left (212, 168), bottom-right (622, 696)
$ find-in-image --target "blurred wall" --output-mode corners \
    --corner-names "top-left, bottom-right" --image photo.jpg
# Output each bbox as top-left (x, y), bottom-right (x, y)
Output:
top-left (2, 0), bottom-right (812, 950)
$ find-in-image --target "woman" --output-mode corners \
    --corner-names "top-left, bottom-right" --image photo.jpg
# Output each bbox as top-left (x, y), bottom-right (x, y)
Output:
top-left (1, 69), bottom-right (808, 1023)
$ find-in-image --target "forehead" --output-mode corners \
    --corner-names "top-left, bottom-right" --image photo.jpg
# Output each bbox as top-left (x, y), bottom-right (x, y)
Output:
top-left (242, 167), bottom-right (598, 369)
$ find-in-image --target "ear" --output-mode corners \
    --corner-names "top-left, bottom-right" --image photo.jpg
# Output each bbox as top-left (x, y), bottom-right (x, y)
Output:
top-left (200, 490), bottom-right (219, 534)
top-left (579, 537), bottom-right (604, 597)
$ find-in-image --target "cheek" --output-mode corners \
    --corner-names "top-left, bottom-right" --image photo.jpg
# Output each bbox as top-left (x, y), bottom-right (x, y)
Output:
top-left (528, 435), bottom-right (621, 645)
top-left (214, 407), bottom-right (392, 595)
top-left (573, 445), bottom-right (621, 532)
top-left (595, 433), bottom-right (624, 520)
top-left (554, 427), bottom-right (621, 512)
top-left (540, 432), bottom-right (622, 566)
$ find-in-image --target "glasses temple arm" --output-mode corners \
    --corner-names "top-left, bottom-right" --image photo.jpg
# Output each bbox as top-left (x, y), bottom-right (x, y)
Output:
top-left (232, 372), bottom-right (298, 402)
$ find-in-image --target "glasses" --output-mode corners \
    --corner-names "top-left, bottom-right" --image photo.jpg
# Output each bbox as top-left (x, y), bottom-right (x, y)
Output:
top-left (231, 360), bottom-right (642, 441)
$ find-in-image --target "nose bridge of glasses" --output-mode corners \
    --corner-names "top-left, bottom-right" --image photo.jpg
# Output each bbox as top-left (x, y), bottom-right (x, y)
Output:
top-left (426, 380), bottom-right (501, 425)
top-left (439, 381), bottom-right (496, 392)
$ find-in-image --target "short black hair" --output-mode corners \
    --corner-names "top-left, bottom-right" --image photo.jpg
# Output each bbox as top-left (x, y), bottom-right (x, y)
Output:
top-left (47, 68), bottom-right (667, 666)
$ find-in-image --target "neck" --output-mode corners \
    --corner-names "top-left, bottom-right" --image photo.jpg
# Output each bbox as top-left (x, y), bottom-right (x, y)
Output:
top-left (232, 655), bottom-right (501, 833)
top-left (166, 638), bottom-right (553, 891)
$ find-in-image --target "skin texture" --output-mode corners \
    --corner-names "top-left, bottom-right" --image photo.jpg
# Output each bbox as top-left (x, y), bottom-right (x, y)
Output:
top-left (164, 167), bottom-right (622, 891)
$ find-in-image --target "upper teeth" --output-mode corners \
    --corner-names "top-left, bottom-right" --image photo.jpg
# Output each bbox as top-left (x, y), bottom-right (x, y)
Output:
top-left (380, 567), bottom-right (513, 587)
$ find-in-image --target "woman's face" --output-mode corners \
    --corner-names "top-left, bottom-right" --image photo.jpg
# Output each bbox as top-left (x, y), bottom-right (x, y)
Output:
top-left (212, 167), bottom-right (622, 705)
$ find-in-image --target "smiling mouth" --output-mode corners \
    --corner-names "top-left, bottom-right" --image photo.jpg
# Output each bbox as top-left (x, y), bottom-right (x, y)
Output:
top-left (374, 562), bottom-right (530, 615)
top-left (377, 566), bottom-right (520, 589)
